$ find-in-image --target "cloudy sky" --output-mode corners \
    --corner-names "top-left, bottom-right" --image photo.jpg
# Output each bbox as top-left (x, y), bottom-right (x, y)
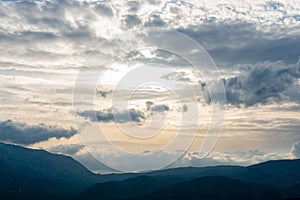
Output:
top-left (0, 0), bottom-right (300, 172)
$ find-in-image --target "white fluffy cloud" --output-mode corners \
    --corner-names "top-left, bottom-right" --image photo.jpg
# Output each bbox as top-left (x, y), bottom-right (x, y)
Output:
top-left (48, 144), bottom-right (84, 155)
top-left (291, 142), bottom-right (300, 158)
top-left (50, 145), bottom-right (288, 172)
top-left (182, 150), bottom-right (286, 167)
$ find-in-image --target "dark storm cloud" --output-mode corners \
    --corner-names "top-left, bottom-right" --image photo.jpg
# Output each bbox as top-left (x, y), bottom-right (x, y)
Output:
top-left (77, 109), bottom-right (145, 123)
top-left (222, 60), bottom-right (300, 106)
top-left (177, 23), bottom-right (300, 67)
top-left (0, 120), bottom-right (77, 145)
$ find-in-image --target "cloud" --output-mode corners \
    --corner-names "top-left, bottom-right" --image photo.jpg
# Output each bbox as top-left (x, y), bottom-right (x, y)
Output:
top-left (171, 150), bottom-right (286, 168)
top-left (94, 3), bottom-right (114, 17)
top-left (96, 89), bottom-right (112, 98)
top-left (146, 0), bottom-right (161, 5)
top-left (151, 104), bottom-right (169, 112)
top-left (77, 102), bottom-right (172, 123)
top-left (85, 148), bottom-right (187, 172)
top-left (77, 108), bottom-right (145, 123)
top-left (162, 71), bottom-right (193, 82)
top-left (47, 144), bottom-right (117, 173)
top-left (144, 14), bottom-right (166, 27)
top-left (122, 14), bottom-right (141, 29)
top-left (0, 0), bottom-right (299, 172)
top-left (145, 101), bottom-right (170, 113)
top-left (127, 1), bottom-right (140, 13)
top-left (290, 142), bottom-right (300, 158)
top-left (178, 22), bottom-right (300, 67)
top-left (48, 144), bottom-right (84, 155)
top-left (1, 0), bottom-right (299, 69)
top-left (74, 151), bottom-right (118, 173)
top-left (0, 119), bottom-right (77, 145)
top-left (200, 59), bottom-right (300, 106)
top-left (75, 148), bottom-right (287, 172)
top-left (182, 104), bottom-right (188, 112)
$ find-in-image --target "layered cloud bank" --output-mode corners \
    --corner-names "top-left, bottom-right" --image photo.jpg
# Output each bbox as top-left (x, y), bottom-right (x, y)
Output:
top-left (0, 0), bottom-right (299, 172)
top-left (0, 0), bottom-right (299, 67)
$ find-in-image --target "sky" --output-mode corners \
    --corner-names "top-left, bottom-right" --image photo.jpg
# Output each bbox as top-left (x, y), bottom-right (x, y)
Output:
top-left (0, 0), bottom-right (300, 173)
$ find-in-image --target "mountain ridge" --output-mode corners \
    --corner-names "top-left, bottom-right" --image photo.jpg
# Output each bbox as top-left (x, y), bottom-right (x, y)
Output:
top-left (1, 142), bottom-right (300, 200)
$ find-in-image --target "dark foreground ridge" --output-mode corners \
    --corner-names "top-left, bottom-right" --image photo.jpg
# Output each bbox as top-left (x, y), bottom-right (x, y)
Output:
top-left (0, 142), bottom-right (300, 200)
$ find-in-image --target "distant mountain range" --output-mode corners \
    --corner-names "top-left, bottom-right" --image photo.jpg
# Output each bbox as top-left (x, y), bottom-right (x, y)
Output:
top-left (0, 142), bottom-right (300, 200)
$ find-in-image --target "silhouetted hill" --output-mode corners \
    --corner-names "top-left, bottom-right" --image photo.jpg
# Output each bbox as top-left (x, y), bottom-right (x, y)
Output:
top-left (76, 175), bottom-right (183, 200)
top-left (0, 142), bottom-right (100, 199)
top-left (77, 160), bottom-right (300, 200)
top-left (1, 142), bottom-right (300, 200)
top-left (138, 159), bottom-right (300, 188)
top-left (283, 183), bottom-right (300, 199)
top-left (137, 176), bottom-right (282, 200)
top-left (143, 165), bottom-right (245, 181)
top-left (238, 159), bottom-right (300, 188)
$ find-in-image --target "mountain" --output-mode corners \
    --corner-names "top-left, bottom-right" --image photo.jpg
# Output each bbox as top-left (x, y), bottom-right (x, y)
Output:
top-left (142, 159), bottom-right (300, 188)
top-left (136, 176), bottom-right (282, 200)
top-left (282, 183), bottom-right (300, 199)
top-left (76, 175), bottom-right (283, 200)
top-left (76, 159), bottom-right (300, 200)
top-left (0, 142), bottom-right (141, 199)
top-left (144, 165), bottom-right (245, 181)
top-left (237, 159), bottom-right (300, 188)
top-left (0, 142), bottom-right (100, 199)
top-left (76, 175), bottom-right (183, 200)
top-left (1, 142), bottom-right (300, 200)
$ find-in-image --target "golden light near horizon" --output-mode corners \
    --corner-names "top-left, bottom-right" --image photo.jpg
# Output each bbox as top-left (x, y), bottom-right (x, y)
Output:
top-left (70, 28), bottom-right (228, 171)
